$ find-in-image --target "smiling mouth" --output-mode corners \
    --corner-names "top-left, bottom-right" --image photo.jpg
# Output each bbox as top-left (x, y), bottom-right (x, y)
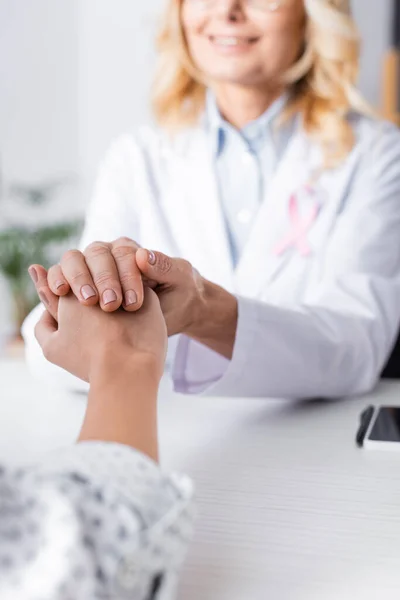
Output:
top-left (208, 35), bottom-right (260, 47)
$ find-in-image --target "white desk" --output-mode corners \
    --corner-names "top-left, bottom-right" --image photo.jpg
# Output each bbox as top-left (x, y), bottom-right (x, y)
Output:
top-left (1, 357), bottom-right (400, 600)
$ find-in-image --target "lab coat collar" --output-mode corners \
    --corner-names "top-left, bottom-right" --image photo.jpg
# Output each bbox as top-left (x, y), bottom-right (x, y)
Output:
top-left (205, 89), bottom-right (291, 157)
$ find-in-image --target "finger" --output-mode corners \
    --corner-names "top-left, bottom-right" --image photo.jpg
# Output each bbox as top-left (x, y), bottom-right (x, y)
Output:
top-left (34, 309), bottom-right (58, 354)
top-left (143, 277), bottom-right (158, 290)
top-left (83, 242), bottom-right (123, 312)
top-left (47, 264), bottom-right (70, 296)
top-left (60, 249), bottom-right (99, 306)
top-left (111, 237), bottom-right (144, 312)
top-left (28, 264), bottom-right (59, 321)
top-left (142, 286), bottom-right (162, 313)
top-left (136, 249), bottom-right (190, 286)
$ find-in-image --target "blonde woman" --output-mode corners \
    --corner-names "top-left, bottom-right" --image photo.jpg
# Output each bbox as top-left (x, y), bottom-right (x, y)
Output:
top-left (24, 0), bottom-right (400, 399)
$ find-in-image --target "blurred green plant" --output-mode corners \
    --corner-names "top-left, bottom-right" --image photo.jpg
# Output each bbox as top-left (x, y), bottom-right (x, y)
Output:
top-left (0, 182), bottom-right (82, 336)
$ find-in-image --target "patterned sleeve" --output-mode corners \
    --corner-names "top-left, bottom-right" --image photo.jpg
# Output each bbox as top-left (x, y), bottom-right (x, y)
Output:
top-left (0, 442), bottom-right (194, 600)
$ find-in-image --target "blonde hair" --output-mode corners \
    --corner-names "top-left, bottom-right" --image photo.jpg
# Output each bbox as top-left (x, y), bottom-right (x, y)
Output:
top-left (152, 0), bottom-right (374, 167)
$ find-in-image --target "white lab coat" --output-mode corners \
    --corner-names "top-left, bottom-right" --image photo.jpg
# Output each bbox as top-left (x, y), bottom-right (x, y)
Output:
top-left (23, 113), bottom-right (400, 399)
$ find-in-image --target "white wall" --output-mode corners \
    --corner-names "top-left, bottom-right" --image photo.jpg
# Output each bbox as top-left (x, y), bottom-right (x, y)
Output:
top-left (353, 0), bottom-right (393, 107)
top-left (77, 0), bottom-right (163, 194)
top-left (0, 0), bottom-right (80, 190)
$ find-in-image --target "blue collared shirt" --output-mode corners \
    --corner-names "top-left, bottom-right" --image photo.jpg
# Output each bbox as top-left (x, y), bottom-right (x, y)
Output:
top-left (206, 92), bottom-right (294, 266)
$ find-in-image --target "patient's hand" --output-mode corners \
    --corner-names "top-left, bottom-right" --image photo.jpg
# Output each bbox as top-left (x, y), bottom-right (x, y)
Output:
top-left (30, 266), bottom-right (167, 383)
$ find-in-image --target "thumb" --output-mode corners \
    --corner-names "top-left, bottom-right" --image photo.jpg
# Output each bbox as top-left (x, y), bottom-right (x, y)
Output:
top-left (34, 310), bottom-right (58, 356)
top-left (136, 248), bottom-right (183, 286)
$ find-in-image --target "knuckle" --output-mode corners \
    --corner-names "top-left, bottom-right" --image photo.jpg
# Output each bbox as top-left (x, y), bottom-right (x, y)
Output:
top-left (47, 264), bottom-right (59, 277)
top-left (84, 242), bottom-right (110, 259)
top-left (61, 249), bottom-right (82, 263)
top-left (114, 236), bottom-right (137, 246)
top-left (119, 272), bottom-right (140, 286)
top-left (111, 244), bottom-right (137, 261)
top-left (181, 259), bottom-right (192, 271)
top-left (180, 259), bottom-right (192, 276)
top-left (158, 254), bottom-right (172, 275)
top-left (69, 271), bottom-right (89, 284)
top-left (92, 270), bottom-right (120, 289)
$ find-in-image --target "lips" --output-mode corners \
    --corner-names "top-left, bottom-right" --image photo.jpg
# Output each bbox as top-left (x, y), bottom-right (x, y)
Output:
top-left (208, 35), bottom-right (259, 47)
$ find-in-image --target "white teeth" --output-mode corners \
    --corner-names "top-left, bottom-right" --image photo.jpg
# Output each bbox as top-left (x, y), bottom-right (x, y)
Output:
top-left (212, 37), bottom-right (247, 46)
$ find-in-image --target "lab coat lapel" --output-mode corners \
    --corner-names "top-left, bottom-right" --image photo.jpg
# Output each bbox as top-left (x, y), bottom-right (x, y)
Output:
top-left (234, 129), bottom-right (319, 297)
top-left (161, 128), bottom-right (235, 291)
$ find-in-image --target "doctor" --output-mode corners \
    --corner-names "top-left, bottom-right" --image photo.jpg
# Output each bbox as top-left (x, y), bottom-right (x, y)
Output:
top-left (24, 0), bottom-right (400, 399)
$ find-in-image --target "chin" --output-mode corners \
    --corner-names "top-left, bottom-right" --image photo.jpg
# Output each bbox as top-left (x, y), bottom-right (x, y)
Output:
top-left (196, 55), bottom-right (270, 87)
top-left (206, 67), bottom-right (269, 88)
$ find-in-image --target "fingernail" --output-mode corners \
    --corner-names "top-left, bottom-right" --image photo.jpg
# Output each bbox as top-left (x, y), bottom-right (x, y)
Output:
top-left (148, 251), bottom-right (156, 265)
top-left (103, 289), bottom-right (117, 305)
top-left (81, 285), bottom-right (96, 300)
top-left (125, 290), bottom-right (137, 306)
top-left (56, 280), bottom-right (65, 290)
top-left (28, 267), bottom-right (38, 284)
top-left (39, 291), bottom-right (49, 306)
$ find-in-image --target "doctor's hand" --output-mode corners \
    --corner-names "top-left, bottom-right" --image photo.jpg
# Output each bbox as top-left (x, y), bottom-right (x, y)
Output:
top-left (136, 249), bottom-right (237, 360)
top-left (135, 248), bottom-right (206, 337)
top-left (31, 265), bottom-right (167, 383)
top-left (43, 238), bottom-right (157, 313)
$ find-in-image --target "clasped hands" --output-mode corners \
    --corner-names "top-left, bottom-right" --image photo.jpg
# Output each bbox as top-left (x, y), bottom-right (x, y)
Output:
top-left (31, 237), bottom-right (205, 335)
top-left (28, 238), bottom-right (206, 383)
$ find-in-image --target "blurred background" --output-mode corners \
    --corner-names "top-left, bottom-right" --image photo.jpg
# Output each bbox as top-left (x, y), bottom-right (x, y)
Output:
top-left (0, 0), bottom-right (398, 348)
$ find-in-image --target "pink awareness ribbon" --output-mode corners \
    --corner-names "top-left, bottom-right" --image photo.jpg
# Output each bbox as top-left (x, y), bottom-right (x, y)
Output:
top-left (273, 188), bottom-right (319, 257)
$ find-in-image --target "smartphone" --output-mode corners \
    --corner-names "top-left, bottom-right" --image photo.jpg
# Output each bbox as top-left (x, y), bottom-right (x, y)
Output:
top-left (363, 406), bottom-right (400, 450)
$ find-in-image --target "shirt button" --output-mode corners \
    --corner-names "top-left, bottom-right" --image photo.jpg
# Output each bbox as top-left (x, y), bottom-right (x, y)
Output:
top-left (236, 209), bottom-right (252, 224)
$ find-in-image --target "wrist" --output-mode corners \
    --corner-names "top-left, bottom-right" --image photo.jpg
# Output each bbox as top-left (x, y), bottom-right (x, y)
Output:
top-left (183, 276), bottom-right (208, 337)
top-left (89, 345), bottom-right (162, 389)
top-left (80, 349), bottom-right (160, 461)
top-left (185, 278), bottom-right (238, 358)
